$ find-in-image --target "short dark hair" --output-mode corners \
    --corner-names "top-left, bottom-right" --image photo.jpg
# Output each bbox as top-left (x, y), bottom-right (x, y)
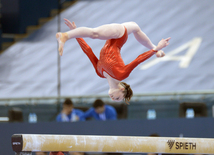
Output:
top-left (93, 99), bottom-right (105, 108)
top-left (63, 98), bottom-right (73, 106)
top-left (120, 82), bottom-right (133, 104)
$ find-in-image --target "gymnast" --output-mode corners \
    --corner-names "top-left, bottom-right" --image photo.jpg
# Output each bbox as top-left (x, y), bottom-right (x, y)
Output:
top-left (56, 19), bottom-right (170, 104)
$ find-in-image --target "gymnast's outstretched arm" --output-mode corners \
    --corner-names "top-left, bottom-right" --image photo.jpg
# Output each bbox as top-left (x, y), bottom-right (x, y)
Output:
top-left (64, 19), bottom-right (104, 78)
top-left (124, 37), bottom-right (170, 74)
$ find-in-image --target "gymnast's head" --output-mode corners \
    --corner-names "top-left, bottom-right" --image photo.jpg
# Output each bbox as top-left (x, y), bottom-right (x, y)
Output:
top-left (108, 82), bottom-right (133, 104)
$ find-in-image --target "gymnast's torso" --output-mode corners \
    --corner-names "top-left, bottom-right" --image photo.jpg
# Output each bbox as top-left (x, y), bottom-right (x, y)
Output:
top-left (97, 27), bottom-right (128, 81)
top-left (76, 27), bottom-right (156, 81)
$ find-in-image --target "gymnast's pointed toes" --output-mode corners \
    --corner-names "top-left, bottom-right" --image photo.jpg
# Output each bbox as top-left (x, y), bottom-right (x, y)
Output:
top-left (56, 32), bottom-right (61, 40)
top-left (59, 50), bottom-right (62, 56)
top-left (59, 48), bottom-right (64, 56)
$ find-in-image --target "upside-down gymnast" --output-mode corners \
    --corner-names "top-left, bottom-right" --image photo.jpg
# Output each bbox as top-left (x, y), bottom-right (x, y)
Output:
top-left (56, 19), bottom-right (171, 104)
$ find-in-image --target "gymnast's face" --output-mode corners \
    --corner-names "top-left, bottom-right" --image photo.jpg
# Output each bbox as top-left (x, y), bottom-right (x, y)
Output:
top-left (108, 88), bottom-right (125, 102)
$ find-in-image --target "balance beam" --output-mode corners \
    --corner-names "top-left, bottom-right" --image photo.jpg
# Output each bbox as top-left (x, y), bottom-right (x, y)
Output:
top-left (12, 134), bottom-right (214, 154)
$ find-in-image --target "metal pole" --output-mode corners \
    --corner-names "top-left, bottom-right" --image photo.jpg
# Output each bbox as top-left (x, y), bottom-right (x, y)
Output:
top-left (56, 0), bottom-right (62, 115)
top-left (57, 0), bottom-right (61, 98)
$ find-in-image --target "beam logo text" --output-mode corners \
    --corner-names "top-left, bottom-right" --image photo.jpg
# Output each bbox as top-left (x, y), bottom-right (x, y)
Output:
top-left (167, 140), bottom-right (196, 150)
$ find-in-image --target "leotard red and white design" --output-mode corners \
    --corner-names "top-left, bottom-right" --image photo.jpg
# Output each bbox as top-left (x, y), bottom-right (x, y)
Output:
top-left (76, 27), bottom-right (157, 81)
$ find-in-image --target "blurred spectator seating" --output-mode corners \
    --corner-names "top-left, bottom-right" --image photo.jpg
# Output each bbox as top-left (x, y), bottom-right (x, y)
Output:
top-left (179, 102), bottom-right (207, 117)
top-left (8, 107), bottom-right (23, 122)
top-left (75, 102), bottom-right (127, 120)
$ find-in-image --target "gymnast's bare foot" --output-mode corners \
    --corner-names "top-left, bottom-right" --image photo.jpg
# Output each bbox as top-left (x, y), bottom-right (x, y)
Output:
top-left (56, 32), bottom-right (68, 56)
top-left (154, 37), bottom-right (171, 58)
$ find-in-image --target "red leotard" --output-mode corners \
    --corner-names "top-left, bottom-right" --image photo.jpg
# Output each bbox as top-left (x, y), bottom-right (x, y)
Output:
top-left (76, 27), bottom-right (157, 81)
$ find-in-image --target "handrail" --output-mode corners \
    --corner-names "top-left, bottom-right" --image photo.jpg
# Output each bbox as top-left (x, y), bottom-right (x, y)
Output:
top-left (0, 90), bottom-right (214, 102)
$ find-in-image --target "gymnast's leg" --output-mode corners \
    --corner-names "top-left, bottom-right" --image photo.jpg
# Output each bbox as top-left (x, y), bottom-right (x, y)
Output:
top-left (67, 23), bottom-right (125, 40)
top-left (56, 23), bottom-right (125, 55)
top-left (122, 22), bottom-right (169, 57)
top-left (121, 22), bottom-right (156, 49)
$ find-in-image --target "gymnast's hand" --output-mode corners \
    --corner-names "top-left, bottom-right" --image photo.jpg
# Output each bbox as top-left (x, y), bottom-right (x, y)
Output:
top-left (155, 50), bottom-right (165, 57)
top-left (64, 18), bottom-right (77, 30)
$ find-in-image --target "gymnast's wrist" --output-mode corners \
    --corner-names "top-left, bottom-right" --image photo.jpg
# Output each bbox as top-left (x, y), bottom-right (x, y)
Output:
top-left (152, 48), bottom-right (158, 52)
